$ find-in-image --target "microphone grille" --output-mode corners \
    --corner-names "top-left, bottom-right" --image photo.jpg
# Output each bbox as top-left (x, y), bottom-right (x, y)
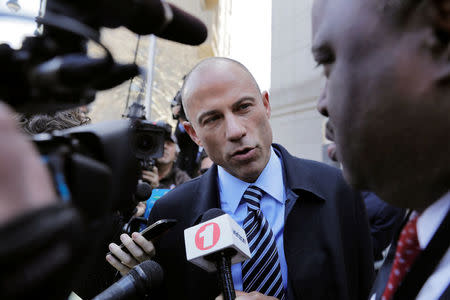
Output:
top-left (200, 208), bottom-right (225, 222)
top-left (130, 260), bottom-right (164, 290)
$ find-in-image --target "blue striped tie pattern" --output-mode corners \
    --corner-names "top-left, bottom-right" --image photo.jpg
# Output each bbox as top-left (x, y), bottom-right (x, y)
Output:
top-left (241, 185), bottom-right (286, 299)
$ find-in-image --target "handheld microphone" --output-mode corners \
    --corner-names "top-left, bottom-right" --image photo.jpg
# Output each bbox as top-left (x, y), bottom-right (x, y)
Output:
top-left (184, 208), bottom-right (251, 300)
top-left (135, 181), bottom-right (153, 202)
top-left (92, 260), bottom-right (163, 300)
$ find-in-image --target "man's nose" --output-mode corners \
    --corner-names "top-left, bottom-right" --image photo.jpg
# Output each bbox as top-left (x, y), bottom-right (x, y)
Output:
top-left (225, 115), bottom-right (246, 141)
top-left (316, 81), bottom-right (329, 117)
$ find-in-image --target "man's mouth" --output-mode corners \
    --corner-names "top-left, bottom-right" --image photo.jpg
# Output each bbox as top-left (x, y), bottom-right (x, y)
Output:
top-left (327, 142), bottom-right (338, 162)
top-left (325, 121), bottom-right (335, 142)
top-left (325, 121), bottom-right (338, 162)
top-left (231, 146), bottom-right (256, 161)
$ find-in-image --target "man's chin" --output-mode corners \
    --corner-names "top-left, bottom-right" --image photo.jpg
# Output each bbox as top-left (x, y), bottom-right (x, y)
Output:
top-left (341, 165), bottom-right (369, 190)
top-left (326, 142), bottom-right (339, 162)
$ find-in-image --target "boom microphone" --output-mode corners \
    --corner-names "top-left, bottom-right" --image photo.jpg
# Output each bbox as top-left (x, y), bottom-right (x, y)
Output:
top-left (107, 0), bottom-right (208, 45)
top-left (157, 4), bottom-right (208, 45)
top-left (184, 208), bottom-right (251, 300)
top-left (92, 260), bottom-right (163, 300)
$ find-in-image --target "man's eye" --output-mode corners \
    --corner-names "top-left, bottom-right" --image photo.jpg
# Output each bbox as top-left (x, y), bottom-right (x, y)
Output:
top-left (238, 103), bottom-right (251, 111)
top-left (315, 55), bottom-right (334, 77)
top-left (316, 64), bottom-right (331, 77)
top-left (313, 47), bottom-right (335, 77)
top-left (204, 116), bottom-right (219, 125)
top-left (314, 48), bottom-right (335, 65)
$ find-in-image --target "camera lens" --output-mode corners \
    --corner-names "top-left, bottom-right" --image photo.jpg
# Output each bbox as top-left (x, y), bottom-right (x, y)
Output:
top-left (134, 132), bottom-right (157, 156)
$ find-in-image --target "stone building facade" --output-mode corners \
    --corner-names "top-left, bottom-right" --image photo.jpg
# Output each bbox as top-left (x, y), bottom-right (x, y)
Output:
top-left (89, 0), bottom-right (232, 129)
top-left (271, 0), bottom-right (335, 164)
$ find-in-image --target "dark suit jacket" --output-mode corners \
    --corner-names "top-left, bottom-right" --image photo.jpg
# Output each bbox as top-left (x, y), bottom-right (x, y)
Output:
top-left (148, 144), bottom-right (374, 300)
top-left (370, 211), bottom-right (450, 300)
top-left (361, 191), bottom-right (405, 261)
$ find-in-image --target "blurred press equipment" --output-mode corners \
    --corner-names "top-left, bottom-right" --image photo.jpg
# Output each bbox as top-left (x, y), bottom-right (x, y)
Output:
top-left (0, 0), bottom-right (207, 299)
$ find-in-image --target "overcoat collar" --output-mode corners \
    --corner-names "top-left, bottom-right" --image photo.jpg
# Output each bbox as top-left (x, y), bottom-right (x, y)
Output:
top-left (190, 143), bottom-right (326, 225)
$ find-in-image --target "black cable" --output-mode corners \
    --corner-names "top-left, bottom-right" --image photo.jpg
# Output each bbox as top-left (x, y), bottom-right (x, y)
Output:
top-left (124, 35), bottom-right (142, 116)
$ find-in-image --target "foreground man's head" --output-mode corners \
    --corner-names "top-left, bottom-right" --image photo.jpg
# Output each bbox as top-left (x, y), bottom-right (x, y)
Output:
top-left (312, 0), bottom-right (450, 211)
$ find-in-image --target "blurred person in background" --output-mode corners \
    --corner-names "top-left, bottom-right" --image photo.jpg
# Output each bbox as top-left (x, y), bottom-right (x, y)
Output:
top-left (196, 149), bottom-right (214, 177)
top-left (171, 89), bottom-right (202, 178)
top-left (141, 121), bottom-right (191, 190)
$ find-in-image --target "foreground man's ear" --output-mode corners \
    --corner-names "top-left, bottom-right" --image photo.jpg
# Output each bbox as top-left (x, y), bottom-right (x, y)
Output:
top-left (183, 121), bottom-right (203, 147)
top-left (425, 0), bottom-right (450, 83)
top-left (430, 0), bottom-right (450, 32)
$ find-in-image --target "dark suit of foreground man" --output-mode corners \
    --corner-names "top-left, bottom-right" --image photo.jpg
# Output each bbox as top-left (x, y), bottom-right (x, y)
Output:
top-left (107, 57), bottom-right (374, 300)
top-left (312, 0), bottom-right (450, 299)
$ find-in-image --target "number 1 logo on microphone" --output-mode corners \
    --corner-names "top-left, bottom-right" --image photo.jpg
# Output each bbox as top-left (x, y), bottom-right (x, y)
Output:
top-left (195, 222), bottom-right (220, 250)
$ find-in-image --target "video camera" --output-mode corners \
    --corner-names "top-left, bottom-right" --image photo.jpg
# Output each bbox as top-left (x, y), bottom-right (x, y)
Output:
top-left (127, 102), bottom-right (165, 172)
top-left (0, 0), bottom-right (206, 219)
top-left (0, 0), bottom-right (207, 299)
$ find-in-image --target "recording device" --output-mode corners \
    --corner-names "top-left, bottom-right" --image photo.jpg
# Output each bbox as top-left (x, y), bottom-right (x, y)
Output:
top-left (0, 0), bottom-right (207, 113)
top-left (0, 1), bottom-right (207, 299)
top-left (93, 260), bottom-right (164, 300)
top-left (33, 119), bottom-right (140, 220)
top-left (127, 102), bottom-right (165, 171)
top-left (108, 218), bottom-right (177, 256)
top-left (184, 208), bottom-right (251, 300)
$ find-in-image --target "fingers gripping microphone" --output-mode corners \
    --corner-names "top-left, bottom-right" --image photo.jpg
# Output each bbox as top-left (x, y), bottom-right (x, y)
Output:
top-left (184, 208), bottom-right (251, 300)
top-left (92, 260), bottom-right (163, 300)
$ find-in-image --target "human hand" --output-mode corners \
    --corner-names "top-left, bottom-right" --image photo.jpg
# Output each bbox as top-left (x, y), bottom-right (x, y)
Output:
top-left (134, 201), bottom-right (147, 217)
top-left (106, 232), bottom-right (156, 276)
top-left (0, 102), bottom-right (57, 226)
top-left (215, 291), bottom-right (279, 300)
top-left (142, 166), bottom-right (159, 189)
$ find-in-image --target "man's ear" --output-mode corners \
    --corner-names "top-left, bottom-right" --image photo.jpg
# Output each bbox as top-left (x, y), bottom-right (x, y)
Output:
top-left (426, 0), bottom-right (450, 83)
top-left (261, 90), bottom-right (271, 119)
top-left (430, 0), bottom-right (450, 32)
top-left (183, 121), bottom-right (202, 147)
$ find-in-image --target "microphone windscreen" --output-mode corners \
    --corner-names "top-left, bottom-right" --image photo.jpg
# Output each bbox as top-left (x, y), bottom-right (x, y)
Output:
top-left (157, 4), bottom-right (208, 45)
top-left (130, 260), bottom-right (164, 290)
top-left (200, 208), bottom-right (226, 223)
top-left (135, 181), bottom-right (153, 202)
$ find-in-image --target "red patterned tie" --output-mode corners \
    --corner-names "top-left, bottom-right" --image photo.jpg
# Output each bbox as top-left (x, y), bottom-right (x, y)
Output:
top-left (382, 214), bottom-right (421, 300)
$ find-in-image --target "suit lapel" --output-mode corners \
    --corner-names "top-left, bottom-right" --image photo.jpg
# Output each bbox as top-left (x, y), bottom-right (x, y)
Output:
top-left (190, 164), bottom-right (221, 226)
top-left (370, 245), bottom-right (396, 300)
top-left (273, 144), bottom-right (331, 299)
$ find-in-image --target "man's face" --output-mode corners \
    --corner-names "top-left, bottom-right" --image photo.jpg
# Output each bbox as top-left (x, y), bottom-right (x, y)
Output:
top-left (312, 0), bottom-right (450, 206)
top-left (184, 61), bottom-right (273, 183)
top-left (157, 140), bottom-right (177, 165)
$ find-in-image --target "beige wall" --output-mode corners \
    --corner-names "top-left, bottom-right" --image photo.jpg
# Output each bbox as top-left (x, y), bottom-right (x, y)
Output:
top-left (89, 1), bottom-right (221, 126)
top-left (270, 0), bottom-right (327, 162)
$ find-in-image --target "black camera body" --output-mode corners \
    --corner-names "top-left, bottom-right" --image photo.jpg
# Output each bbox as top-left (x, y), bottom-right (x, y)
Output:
top-left (34, 119), bottom-right (140, 219)
top-left (132, 119), bottom-right (165, 171)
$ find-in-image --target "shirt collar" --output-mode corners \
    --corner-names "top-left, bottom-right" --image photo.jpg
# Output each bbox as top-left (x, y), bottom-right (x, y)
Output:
top-left (218, 147), bottom-right (284, 214)
top-left (416, 191), bottom-right (450, 249)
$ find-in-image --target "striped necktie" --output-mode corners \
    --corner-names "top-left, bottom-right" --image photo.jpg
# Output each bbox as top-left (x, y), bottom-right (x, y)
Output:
top-left (241, 185), bottom-right (286, 299)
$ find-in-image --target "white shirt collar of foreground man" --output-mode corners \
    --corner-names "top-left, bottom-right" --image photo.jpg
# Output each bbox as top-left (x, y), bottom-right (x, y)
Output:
top-left (217, 146), bottom-right (285, 214)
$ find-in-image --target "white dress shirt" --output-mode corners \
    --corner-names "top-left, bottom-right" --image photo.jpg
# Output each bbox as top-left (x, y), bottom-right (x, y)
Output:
top-left (416, 192), bottom-right (450, 300)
